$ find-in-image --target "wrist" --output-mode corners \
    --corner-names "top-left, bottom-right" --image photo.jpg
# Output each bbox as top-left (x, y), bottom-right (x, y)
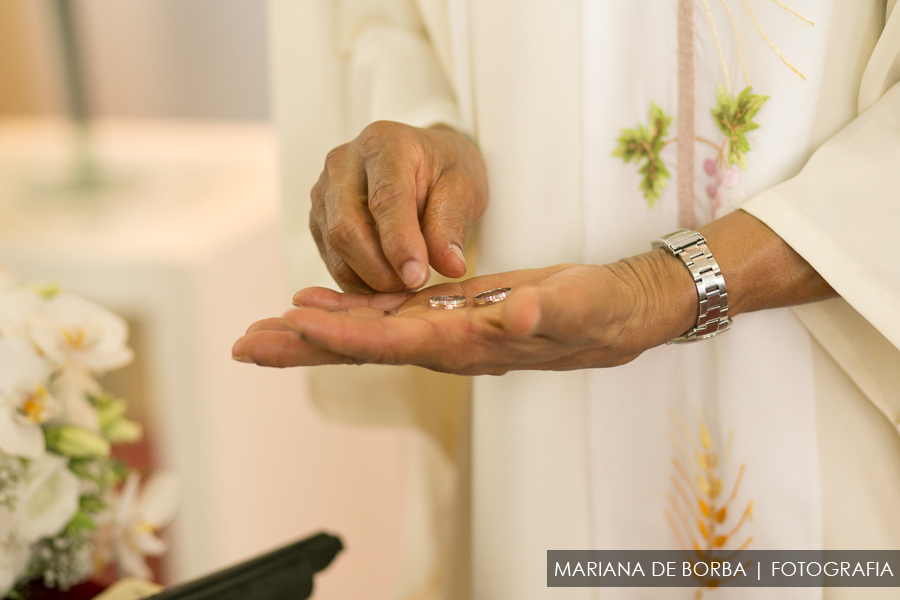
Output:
top-left (699, 210), bottom-right (836, 318)
top-left (608, 250), bottom-right (698, 352)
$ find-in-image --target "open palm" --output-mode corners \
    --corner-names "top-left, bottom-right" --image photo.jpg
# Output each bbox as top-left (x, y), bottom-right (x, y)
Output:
top-left (231, 262), bottom-right (675, 375)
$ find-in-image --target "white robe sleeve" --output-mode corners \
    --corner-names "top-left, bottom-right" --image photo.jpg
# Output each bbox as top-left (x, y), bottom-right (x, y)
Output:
top-left (741, 4), bottom-right (900, 430)
top-left (268, 0), bottom-right (461, 292)
top-left (339, 0), bottom-right (462, 133)
top-left (742, 82), bottom-right (900, 350)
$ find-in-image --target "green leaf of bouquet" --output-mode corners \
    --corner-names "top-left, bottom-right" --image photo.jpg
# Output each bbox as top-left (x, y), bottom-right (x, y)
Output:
top-left (45, 426), bottom-right (111, 458)
top-left (68, 457), bottom-right (98, 480)
top-left (79, 494), bottom-right (107, 514)
top-left (88, 391), bottom-right (125, 409)
top-left (6, 589), bottom-right (26, 600)
top-left (26, 281), bottom-right (62, 299)
top-left (97, 397), bottom-right (128, 430)
top-left (110, 460), bottom-right (130, 485)
top-left (65, 510), bottom-right (97, 535)
top-left (104, 418), bottom-right (143, 444)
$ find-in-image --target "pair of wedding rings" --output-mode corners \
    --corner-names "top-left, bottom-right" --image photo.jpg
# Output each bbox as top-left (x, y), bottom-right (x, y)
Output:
top-left (428, 287), bottom-right (512, 310)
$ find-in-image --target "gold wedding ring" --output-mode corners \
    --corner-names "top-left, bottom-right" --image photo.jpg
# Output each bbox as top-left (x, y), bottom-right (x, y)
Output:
top-left (429, 295), bottom-right (468, 310)
top-left (473, 287), bottom-right (512, 307)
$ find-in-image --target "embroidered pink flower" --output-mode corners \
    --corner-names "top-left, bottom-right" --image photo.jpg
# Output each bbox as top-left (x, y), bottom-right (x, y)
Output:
top-left (703, 158), bottom-right (736, 220)
top-left (723, 167), bottom-right (740, 188)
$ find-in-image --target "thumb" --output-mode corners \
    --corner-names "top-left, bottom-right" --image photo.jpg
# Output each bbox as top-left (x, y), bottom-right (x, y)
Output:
top-left (421, 173), bottom-right (483, 279)
top-left (500, 277), bottom-right (601, 342)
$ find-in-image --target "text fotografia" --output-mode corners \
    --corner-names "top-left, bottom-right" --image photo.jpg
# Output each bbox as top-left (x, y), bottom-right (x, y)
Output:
top-left (546, 551), bottom-right (900, 588)
top-left (555, 561), bottom-right (894, 579)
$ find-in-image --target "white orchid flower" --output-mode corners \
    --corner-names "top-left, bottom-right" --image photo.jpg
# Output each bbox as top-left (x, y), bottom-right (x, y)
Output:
top-left (0, 454), bottom-right (81, 596)
top-left (0, 531), bottom-right (30, 598)
top-left (31, 292), bottom-right (134, 375)
top-left (0, 287), bottom-right (44, 340)
top-left (0, 453), bottom-right (29, 597)
top-left (49, 364), bottom-right (102, 432)
top-left (111, 471), bottom-right (180, 579)
top-left (0, 337), bottom-right (61, 459)
top-left (14, 454), bottom-right (81, 543)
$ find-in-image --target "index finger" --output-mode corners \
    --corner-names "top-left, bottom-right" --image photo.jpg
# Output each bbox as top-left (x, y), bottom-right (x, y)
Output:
top-left (292, 286), bottom-right (415, 312)
top-left (365, 146), bottom-right (430, 289)
top-left (281, 302), bottom-right (514, 373)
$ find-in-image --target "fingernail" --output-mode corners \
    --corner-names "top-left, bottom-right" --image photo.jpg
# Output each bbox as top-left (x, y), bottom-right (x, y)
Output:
top-left (449, 244), bottom-right (467, 270)
top-left (232, 355), bottom-right (256, 364)
top-left (401, 260), bottom-right (428, 288)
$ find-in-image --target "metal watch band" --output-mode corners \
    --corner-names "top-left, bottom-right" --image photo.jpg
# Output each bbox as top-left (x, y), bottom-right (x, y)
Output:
top-left (651, 229), bottom-right (731, 344)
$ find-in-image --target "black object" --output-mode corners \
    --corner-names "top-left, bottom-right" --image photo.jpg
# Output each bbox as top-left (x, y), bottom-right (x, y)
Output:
top-left (148, 532), bottom-right (343, 600)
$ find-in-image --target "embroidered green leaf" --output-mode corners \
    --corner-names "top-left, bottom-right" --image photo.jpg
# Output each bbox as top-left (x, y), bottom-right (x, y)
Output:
top-left (710, 85), bottom-right (769, 170)
top-left (613, 102), bottom-right (672, 207)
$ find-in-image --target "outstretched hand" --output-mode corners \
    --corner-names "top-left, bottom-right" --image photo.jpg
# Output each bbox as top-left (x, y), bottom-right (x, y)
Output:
top-left (231, 257), bottom-right (697, 376)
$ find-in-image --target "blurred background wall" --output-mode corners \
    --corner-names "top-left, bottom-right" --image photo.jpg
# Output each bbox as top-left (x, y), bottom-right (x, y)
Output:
top-left (0, 0), bottom-right (268, 119)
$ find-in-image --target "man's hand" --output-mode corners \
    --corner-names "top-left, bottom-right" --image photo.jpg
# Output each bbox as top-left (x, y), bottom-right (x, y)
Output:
top-left (231, 255), bottom-right (698, 375)
top-left (233, 209), bottom-right (838, 374)
top-left (310, 121), bottom-right (488, 293)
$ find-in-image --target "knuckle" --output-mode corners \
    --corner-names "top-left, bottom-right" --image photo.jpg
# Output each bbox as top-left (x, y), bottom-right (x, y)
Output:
top-left (359, 122), bottom-right (419, 161)
top-left (330, 260), bottom-right (367, 293)
top-left (323, 145), bottom-right (348, 175)
top-left (310, 182), bottom-right (326, 210)
top-left (308, 212), bottom-right (322, 239)
top-left (367, 180), bottom-right (408, 216)
top-left (309, 218), bottom-right (329, 264)
top-left (360, 120), bottom-right (400, 142)
top-left (324, 219), bottom-right (361, 254)
top-left (331, 258), bottom-right (353, 278)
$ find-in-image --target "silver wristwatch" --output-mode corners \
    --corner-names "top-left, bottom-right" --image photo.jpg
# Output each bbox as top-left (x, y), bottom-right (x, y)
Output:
top-left (651, 229), bottom-right (731, 344)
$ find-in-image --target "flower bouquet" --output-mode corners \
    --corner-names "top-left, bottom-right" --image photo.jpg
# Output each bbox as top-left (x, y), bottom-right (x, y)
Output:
top-left (0, 268), bottom-right (178, 598)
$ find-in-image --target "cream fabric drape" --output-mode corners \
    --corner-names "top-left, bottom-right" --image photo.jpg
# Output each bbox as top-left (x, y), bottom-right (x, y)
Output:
top-left (579, 6), bottom-right (835, 596)
top-left (742, 78), bottom-right (900, 424)
top-left (268, 1), bottom-right (900, 598)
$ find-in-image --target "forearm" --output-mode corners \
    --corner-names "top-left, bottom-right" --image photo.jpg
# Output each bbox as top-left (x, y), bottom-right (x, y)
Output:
top-left (234, 205), bottom-right (840, 374)
top-left (615, 210), bottom-right (837, 350)
top-left (702, 209), bottom-right (837, 316)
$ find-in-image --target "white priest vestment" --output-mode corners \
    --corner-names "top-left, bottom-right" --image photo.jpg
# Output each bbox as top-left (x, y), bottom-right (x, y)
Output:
top-left (268, 1), bottom-right (900, 598)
